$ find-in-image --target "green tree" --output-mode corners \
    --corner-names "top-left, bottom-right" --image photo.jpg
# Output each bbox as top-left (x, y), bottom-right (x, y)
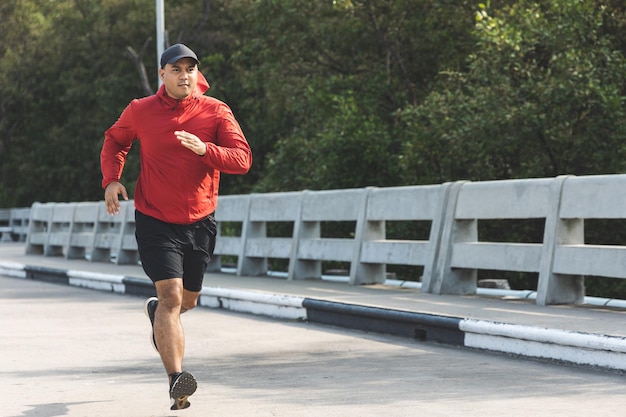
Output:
top-left (398, 0), bottom-right (626, 185)
top-left (0, 0), bottom-right (156, 206)
top-left (222, 0), bottom-right (476, 192)
top-left (3, 0), bottom-right (626, 209)
top-left (0, 0), bottom-right (53, 206)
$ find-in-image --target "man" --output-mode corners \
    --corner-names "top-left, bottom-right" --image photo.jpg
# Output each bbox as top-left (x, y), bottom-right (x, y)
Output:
top-left (100, 43), bottom-right (252, 410)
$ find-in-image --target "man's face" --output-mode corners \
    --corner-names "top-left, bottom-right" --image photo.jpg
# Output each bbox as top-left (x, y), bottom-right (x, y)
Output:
top-left (159, 58), bottom-right (198, 100)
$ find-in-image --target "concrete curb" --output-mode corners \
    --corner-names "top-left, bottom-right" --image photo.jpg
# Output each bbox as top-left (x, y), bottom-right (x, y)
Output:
top-left (1, 261), bottom-right (625, 372)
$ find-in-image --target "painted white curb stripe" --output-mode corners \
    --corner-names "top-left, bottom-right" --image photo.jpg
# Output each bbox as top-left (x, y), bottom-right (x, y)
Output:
top-left (464, 332), bottom-right (626, 370)
top-left (202, 287), bottom-right (305, 308)
top-left (0, 261), bottom-right (27, 278)
top-left (461, 319), bottom-right (626, 371)
top-left (67, 270), bottom-right (126, 294)
top-left (200, 287), bottom-right (306, 320)
top-left (460, 319), bottom-right (626, 353)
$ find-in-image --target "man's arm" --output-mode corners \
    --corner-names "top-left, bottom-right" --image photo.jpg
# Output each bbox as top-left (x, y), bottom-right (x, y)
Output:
top-left (100, 103), bottom-right (136, 215)
top-left (202, 104), bottom-right (252, 175)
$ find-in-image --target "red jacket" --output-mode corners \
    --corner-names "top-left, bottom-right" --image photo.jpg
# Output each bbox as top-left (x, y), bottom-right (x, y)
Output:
top-left (101, 75), bottom-right (252, 224)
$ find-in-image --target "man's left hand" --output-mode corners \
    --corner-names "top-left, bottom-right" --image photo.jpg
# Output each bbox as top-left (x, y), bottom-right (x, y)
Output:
top-left (175, 130), bottom-right (206, 156)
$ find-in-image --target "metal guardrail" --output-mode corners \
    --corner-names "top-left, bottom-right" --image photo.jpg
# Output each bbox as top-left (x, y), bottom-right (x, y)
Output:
top-left (13, 173), bottom-right (626, 306)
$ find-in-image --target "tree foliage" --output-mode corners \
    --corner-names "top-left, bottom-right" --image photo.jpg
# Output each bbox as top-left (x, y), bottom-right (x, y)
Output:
top-left (0, 0), bottom-right (154, 206)
top-left (228, 0), bottom-right (476, 191)
top-left (398, 0), bottom-right (626, 184)
top-left (2, 0), bottom-right (625, 204)
top-left (3, 0), bottom-right (620, 204)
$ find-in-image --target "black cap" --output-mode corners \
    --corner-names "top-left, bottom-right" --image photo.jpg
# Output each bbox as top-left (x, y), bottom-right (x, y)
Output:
top-left (160, 43), bottom-right (199, 68)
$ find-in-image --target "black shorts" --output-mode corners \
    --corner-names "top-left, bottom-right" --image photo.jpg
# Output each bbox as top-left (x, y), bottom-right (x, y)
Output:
top-left (135, 210), bottom-right (217, 292)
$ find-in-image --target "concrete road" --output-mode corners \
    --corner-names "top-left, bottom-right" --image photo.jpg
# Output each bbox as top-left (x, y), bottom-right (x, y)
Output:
top-left (2, 275), bottom-right (625, 417)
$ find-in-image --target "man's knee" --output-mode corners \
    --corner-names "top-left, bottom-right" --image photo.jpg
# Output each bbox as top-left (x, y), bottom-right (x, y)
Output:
top-left (181, 291), bottom-right (200, 313)
top-left (155, 279), bottom-right (184, 310)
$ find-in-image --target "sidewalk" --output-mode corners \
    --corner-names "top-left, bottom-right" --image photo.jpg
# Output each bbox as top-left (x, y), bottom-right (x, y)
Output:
top-left (1, 242), bottom-right (625, 372)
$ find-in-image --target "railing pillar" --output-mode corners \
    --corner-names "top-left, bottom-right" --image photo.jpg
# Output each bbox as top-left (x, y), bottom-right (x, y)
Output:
top-left (350, 187), bottom-right (384, 285)
top-left (421, 182), bottom-right (453, 292)
top-left (286, 192), bottom-right (306, 280)
top-left (25, 202), bottom-right (53, 255)
top-left (237, 195), bottom-right (265, 276)
top-left (426, 181), bottom-right (476, 295)
top-left (536, 175), bottom-right (584, 305)
top-left (291, 191), bottom-right (323, 280)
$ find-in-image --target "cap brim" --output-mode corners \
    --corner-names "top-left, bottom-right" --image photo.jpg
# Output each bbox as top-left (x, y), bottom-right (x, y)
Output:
top-left (166, 55), bottom-right (199, 66)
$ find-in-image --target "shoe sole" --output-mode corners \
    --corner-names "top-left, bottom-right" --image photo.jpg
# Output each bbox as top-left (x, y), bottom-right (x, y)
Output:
top-left (143, 297), bottom-right (158, 352)
top-left (170, 371), bottom-right (197, 410)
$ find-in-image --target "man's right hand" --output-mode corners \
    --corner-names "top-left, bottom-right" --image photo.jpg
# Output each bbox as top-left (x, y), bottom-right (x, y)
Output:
top-left (104, 181), bottom-right (129, 216)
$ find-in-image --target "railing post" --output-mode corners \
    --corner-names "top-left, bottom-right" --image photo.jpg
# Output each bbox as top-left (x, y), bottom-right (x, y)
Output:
top-left (237, 195), bottom-right (265, 275)
top-left (536, 175), bottom-right (584, 305)
top-left (421, 182), bottom-right (453, 292)
top-left (350, 187), bottom-right (385, 285)
top-left (291, 190), bottom-right (322, 280)
top-left (40, 203), bottom-right (76, 257)
top-left (426, 181), bottom-right (476, 295)
top-left (66, 202), bottom-right (100, 260)
top-left (116, 201), bottom-right (139, 265)
top-left (287, 191), bottom-right (305, 280)
top-left (25, 202), bottom-right (53, 255)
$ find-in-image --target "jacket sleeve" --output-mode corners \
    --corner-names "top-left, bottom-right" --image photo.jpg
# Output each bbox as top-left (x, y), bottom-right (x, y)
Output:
top-left (100, 102), bottom-right (136, 189)
top-left (201, 103), bottom-right (252, 175)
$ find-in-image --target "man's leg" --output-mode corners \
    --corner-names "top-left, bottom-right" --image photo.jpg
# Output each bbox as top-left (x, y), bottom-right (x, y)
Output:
top-left (153, 279), bottom-right (201, 410)
top-left (153, 278), bottom-right (184, 377)
top-left (153, 279), bottom-right (201, 377)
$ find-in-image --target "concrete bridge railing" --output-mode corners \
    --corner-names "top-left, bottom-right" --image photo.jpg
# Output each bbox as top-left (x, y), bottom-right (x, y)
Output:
top-left (12, 174), bottom-right (626, 306)
top-left (0, 207), bottom-right (30, 242)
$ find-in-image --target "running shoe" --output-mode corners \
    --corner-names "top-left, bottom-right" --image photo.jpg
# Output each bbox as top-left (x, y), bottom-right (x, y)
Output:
top-left (169, 371), bottom-right (197, 410)
top-left (143, 297), bottom-right (158, 352)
